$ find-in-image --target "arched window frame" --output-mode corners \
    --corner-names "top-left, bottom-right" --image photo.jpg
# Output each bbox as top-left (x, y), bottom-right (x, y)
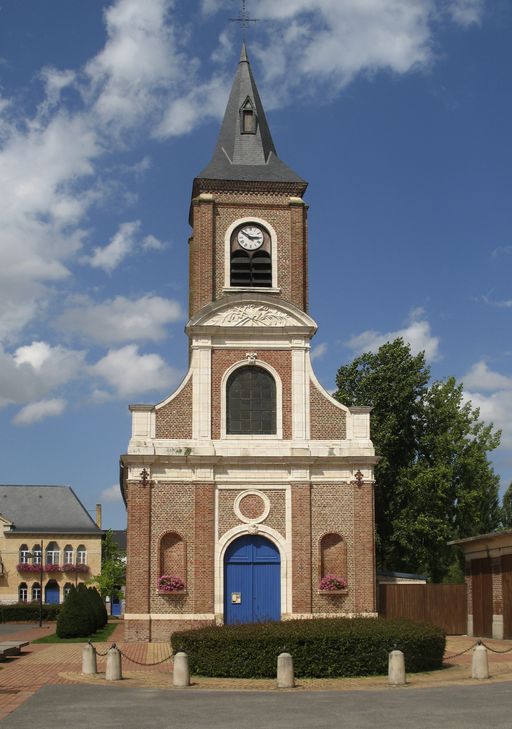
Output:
top-left (76, 545), bottom-right (87, 565)
top-left (63, 582), bottom-right (73, 599)
top-left (46, 542), bottom-right (60, 566)
top-left (318, 532), bottom-right (348, 582)
top-left (158, 531), bottom-right (187, 584)
top-left (64, 545), bottom-right (74, 565)
top-left (32, 582), bottom-right (41, 602)
top-left (19, 544), bottom-right (30, 564)
top-left (19, 583), bottom-right (28, 602)
top-left (221, 360), bottom-right (283, 439)
top-left (223, 217), bottom-right (279, 291)
top-left (32, 544), bottom-right (42, 565)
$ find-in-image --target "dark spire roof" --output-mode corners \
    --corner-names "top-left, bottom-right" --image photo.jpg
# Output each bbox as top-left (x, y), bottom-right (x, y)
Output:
top-left (196, 44), bottom-right (306, 187)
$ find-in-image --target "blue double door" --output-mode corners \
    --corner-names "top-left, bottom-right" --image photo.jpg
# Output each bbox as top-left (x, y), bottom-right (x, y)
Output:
top-left (224, 535), bottom-right (281, 624)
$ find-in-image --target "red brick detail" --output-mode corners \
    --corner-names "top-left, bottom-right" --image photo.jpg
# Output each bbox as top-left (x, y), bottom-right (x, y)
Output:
top-left (155, 377), bottom-right (193, 439)
top-left (353, 482), bottom-right (376, 613)
top-left (291, 483), bottom-right (312, 613)
top-left (290, 202), bottom-right (308, 312)
top-left (309, 384), bottom-right (346, 440)
top-left (144, 619), bottom-right (215, 642)
top-left (189, 197), bottom-right (215, 316)
top-left (193, 483), bottom-right (215, 613)
top-left (159, 532), bottom-right (186, 579)
top-left (125, 480), bottom-right (151, 618)
top-left (239, 493), bottom-right (265, 520)
top-left (211, 349), bottom-right (292, 439)
top-left (218, 489), bottom-right (286, 538)
top-left (319, 533), bottom-right (347, 579)
top-left (124, 619), bottom-right (151, 642)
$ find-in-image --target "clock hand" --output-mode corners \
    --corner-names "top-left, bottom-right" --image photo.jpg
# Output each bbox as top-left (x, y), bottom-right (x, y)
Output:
top-left (244, 233), bottom-right (261, 240)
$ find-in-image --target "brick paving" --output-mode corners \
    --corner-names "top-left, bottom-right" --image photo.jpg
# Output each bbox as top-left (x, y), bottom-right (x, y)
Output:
top-left (2, 625), bottom-right (512, 722)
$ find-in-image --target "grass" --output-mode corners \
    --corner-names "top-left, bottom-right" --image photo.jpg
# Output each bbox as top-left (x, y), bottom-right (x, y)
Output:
top-left (33, 621), bottom-right (118, 644)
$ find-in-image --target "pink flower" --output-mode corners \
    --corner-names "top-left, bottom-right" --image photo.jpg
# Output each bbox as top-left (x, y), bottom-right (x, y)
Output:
top-left (17, 563), bottom-right (40, 573)
top-left (319, 575), bottom-right (347, 590)
top-left (157, 575), bottom-right (185, 592)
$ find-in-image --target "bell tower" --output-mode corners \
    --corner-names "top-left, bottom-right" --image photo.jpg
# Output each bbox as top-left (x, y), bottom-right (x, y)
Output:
top-left (121, 46), bottom-right (377, 642)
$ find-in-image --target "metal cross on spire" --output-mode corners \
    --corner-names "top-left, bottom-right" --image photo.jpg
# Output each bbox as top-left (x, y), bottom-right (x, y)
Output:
top-left (230, 0), bottom-right (259, 42)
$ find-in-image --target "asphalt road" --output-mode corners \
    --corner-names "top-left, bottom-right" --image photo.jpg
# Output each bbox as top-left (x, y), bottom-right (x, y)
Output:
top-left (3, 682), bottom-right (512, 729)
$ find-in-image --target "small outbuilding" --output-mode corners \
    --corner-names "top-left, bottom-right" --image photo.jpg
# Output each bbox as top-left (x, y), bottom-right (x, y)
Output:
top-left (450, 530), bottom-right (512, 639)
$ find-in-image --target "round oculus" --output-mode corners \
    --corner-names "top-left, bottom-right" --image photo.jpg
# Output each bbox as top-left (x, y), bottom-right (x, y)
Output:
top-left (237, 225), bottom-right (264, 250)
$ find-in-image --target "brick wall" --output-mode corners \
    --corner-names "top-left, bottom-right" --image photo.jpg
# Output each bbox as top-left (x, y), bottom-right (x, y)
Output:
top-left (310, 384), bottom-right (346, 440)
top-left (218, 489), bottom-right (286, 538)
top-left (155, 377), bottom-right (193, 439)
top-left (189, 189), bottom-right (308, 317)
top-left (492, 556), bottom-right (503, 615)
top-left (125, 480), bottom-right (152, 641)
top-left (291, 483), bottom-right (312, 613)
top-left (194, 484), bottom-right (215, 614)
top-left (352, 481), bottom-right (376, 613)
top-left (211, 349), bottom-right (292, 439)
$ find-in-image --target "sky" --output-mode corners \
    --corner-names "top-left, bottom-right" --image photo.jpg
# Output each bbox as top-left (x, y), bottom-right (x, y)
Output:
top-left (0, 0), bottom-right (511, 530)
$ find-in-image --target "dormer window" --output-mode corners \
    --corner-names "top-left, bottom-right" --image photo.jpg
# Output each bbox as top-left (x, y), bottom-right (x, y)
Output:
top-left (240, 97), bottom-right (256, 134)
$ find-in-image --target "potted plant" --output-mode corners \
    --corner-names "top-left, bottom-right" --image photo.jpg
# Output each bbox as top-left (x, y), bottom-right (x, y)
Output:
top-left (16, 563), bottom-right (40, 573)
top-left (157, 575), bottom-right (186, 594)
top-left (318, 574), bottom-right (348, 593)
top-left (44, 563), bottom-right (62, 573)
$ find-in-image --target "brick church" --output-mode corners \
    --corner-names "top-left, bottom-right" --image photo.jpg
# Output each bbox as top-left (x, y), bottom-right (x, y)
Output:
top-left (121, 46), bottom-right (377, 642)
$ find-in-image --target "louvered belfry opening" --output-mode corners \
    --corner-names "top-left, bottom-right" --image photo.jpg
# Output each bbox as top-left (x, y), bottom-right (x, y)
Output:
top-left (227, 366), bottom-right (276, 435)
top-left (230, 249), bottom-right (272, 287)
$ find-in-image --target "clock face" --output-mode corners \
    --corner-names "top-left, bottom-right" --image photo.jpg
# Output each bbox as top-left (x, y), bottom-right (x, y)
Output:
top-left (237, 225), bottom-right (264, 250)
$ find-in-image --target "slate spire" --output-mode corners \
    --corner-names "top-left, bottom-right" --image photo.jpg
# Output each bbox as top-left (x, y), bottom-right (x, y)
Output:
top-left (196, 45), bottom-right (306, 187)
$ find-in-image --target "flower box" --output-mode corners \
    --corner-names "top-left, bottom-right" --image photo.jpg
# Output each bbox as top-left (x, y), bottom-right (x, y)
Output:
top-left (157, 590), bottom-right (187, 596)
top-left (63, 563), bottom-right (89, 573)
top-left (318, 575), bottom-right (348, 591)
top-left (157, 575), bottom-right (186, 593)
top-left (317, 588), bottom-right (349, 595)
top-left (44, 564), bottom-right (62, 573)
top-left (16, 563), bottom-right (41, 573)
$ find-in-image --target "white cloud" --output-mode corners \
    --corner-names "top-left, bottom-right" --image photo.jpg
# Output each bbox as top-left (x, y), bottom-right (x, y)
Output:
top-left (84, 221), bottom-right (141, 272)
top-left (448, 0), bottom-right (484, 27)
top-left (0, 342), bottom-right (85, 408)
top-left (100, 483), bottom-right (123, 502)
top-left (463, 362), bottom-right (512, 449)
top-left (12, 398), bottom-right (67, 426)
top-left (346, 309), bottom-right (440, 362)
top-left (91, 344), bottom-right (180, 397)
top-left (142, 234), bottom-right (166, 251)
top-left (57, 295), bottom-right (183, 344)
top-left (311, 342), bottom-right (328, 361)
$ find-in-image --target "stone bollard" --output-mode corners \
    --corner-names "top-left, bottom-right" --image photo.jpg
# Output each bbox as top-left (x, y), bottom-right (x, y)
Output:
top-left (277, 652), bottom-right (295, 688)
top-left (472, 642), bottom-right (489, 680)
top-left (388, 649), bottom-right (406, 686)
top-left (106, 644), bottom-right (122, 681)
top-left (173, 652), bottom-right (190, 687)
top-left (82, 642), bottom-right (97, 675)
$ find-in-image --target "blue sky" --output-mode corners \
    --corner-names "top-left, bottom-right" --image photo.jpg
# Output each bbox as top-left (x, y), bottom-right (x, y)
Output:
top-left (0, 0), bottom-right (511, 529)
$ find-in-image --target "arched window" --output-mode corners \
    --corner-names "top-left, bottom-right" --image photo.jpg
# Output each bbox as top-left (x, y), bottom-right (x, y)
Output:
top-left (63, 582), bottom-right (73, 600)
top-left (32, 582), bottom-right (41, 602)
top-left (159, 532), bottom-right (186, 580)
top-left (19, 544), bottom-right (30, 564)
top-left (77, 545), bottom-right (87, 565)
top-left (320, 533), bottom-right (347, 580)
top-left (32, 544), bottom-right (42, 565)
top-left (46, 541), bottom-right (60, 566)
top-left (19, 583), bottom-right (28, 602)
top-left (229, 223), bottom-right (272, 288)
top-left (64, 545), bottom-right (73, 565)
top-left (226, 366), bottom-right (276, 435)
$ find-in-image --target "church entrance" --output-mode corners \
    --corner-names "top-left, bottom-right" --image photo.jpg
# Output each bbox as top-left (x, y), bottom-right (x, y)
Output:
top-left (224, 535), bottom-right (280, 625)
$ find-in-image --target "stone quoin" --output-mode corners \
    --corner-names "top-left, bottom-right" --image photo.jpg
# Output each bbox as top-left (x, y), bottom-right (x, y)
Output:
top-left (120, 45), bottom-right (378, 641)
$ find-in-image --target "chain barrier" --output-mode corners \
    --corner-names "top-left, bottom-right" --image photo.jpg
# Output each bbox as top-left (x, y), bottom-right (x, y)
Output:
top-left (480, 641), bottom-right (512, 655)
top-left (443, 643), bottom-right (477, 660)
top-left (444, 638), bottom-right (512, 660)
top-left (88, 640), bottom-right (172, 666)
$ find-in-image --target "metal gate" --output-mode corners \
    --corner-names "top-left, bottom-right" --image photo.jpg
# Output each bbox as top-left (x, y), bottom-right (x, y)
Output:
top-left (224, 535), bottom-right (280, 625)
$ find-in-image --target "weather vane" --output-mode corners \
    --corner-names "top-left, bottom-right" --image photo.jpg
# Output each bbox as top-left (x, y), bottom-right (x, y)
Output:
top-left (230, 0), bottom-right (259, 42)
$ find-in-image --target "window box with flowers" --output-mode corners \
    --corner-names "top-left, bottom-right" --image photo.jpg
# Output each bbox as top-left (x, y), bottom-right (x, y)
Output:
top-left (317, 575), bottom-right (348, 595)
top-left (44, 564), bottom-right (62, 573)
top-left (157, 576), bottom-right (186, 595)
top-left (16, 563), bottom-right (41, 574)
top-left (63, 563), bottom-right (89, 574)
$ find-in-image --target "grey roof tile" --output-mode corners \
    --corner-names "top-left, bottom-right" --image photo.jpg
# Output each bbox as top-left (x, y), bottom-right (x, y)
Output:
top-left (0, 485), bottom-right (101, 534)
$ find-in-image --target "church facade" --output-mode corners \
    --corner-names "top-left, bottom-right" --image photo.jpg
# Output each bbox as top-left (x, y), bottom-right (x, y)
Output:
top-left (121, 47), bottom-right (377, 642)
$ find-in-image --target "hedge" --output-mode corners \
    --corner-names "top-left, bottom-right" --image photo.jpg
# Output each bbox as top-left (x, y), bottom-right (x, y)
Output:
top-left (0, 603), bottom-right (60, 622)
top-left (171, 618), bottom-right (446, 678)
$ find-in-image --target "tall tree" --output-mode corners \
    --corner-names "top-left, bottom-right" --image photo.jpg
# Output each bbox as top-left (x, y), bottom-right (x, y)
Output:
top-left (335, 338), bottom-right (501, 581)
top-left (90, 529), bottom-right (125, 601)
top-left (501, 482), bottom-right (512, 529)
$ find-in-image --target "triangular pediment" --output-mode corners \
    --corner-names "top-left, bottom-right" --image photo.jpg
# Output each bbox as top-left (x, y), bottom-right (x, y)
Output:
top-left (187, 295), bottom-right (317, 333)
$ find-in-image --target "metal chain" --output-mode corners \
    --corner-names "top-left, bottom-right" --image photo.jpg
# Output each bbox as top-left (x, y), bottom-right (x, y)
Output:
top-left (480, 641), bottom-right (512, 654)
top-left (88, 640), bottom-right (109, 657)
top-left (117, 647), bottom-right (172, 666)
top-left (443, 643), bottom-right (477, 659)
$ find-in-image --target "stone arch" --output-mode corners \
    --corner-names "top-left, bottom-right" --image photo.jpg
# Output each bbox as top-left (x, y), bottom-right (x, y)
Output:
top-left (319, 532), bottom-right (347, 581)
top-left (159, 531), bottom-right (187, 584)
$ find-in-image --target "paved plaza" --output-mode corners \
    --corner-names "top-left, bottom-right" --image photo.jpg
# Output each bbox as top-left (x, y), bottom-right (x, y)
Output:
top-left (1, 623), bottom-right (512, 728)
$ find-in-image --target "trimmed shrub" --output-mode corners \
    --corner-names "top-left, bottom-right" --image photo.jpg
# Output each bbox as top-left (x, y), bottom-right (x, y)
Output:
top-left (0, 603), bottom-right (60, 623)
top-left (77, 583), bottom-right (98, 632)
top-left (88, 586), bottom-right (108, 628)
top-left (171, 618), bottom-right (446, 678)
top-left (57, 585), bottom-right (94, 638)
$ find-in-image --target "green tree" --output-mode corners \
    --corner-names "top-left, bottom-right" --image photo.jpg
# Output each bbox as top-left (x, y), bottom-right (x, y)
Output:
top-left (501, 482), bottom-right (512, 528)
top-left (57, 585), bottom-right (93, 638)
top-left (90, 529), bottom-right (125, 602)
top-left (335, 338), bottom-right (501, 581)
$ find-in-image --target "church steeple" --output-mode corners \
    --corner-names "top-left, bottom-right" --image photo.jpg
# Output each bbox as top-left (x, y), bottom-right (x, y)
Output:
top-left (197, 45), bottom-right (306, 187)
